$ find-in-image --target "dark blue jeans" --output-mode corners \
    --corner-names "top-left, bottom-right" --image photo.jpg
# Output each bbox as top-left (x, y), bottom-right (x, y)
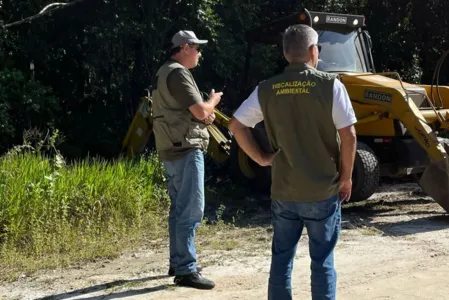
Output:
top-left (162, 149), bottom-right (205, 276)
top-left (268, 195), bottom-right (341, 300)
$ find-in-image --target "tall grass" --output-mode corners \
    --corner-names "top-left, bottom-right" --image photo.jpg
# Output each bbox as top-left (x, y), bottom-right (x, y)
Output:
top-left (0, 136), bottom-right (169, 280)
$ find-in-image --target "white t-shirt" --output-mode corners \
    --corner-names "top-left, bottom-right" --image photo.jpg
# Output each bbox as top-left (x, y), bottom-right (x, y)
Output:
top-left (233, 78), bottom-right (357, 130)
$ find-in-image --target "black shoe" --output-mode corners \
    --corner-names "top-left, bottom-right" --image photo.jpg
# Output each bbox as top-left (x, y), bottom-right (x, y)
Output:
top-left (168, 265), bottom-right (202, 276)
top-left (174, 272), bottom-right (215, 290)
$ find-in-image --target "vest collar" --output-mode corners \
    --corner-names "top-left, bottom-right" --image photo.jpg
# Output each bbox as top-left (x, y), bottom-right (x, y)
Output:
top-left (284, 63), bottom-right (316, 73)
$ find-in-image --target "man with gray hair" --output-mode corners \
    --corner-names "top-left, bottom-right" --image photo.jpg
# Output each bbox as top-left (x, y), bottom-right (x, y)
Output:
top-left (228, 24), bottom-right (357, 299)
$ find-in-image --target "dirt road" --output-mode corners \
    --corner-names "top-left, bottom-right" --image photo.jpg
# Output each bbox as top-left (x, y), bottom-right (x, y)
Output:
top-left (1, 182), bottom-right (449, 300)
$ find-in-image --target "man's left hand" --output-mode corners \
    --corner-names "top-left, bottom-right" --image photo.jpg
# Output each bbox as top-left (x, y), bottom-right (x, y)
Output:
top-left (204, 112), bottom-right (216, 125)
top-left (339, 178), bottom-right (352, 203)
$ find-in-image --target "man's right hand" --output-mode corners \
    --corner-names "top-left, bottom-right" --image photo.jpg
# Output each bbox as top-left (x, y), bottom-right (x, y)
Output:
top-left (339, 178), bottom-right (352, 203)
top-left (203, 112), bottom-right (215, 125)
top-left (208, 89), bottom-right (223, 106)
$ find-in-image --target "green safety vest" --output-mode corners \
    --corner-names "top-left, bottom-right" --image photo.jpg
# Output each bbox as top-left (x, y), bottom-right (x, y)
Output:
top-left (258, 63), bottom-right (341, 201)
top-left (151, 61), bottom-right (209, 153)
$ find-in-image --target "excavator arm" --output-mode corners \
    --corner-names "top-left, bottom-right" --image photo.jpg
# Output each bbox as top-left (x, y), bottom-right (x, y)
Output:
top-left (122, 95), bottom-right (232, 164)
top-left (122, 96), bottom-right (154, 158)
top-left (341, 73), bottom-right (449, 211)
top-left (418, 85), bottom-right (449, 109)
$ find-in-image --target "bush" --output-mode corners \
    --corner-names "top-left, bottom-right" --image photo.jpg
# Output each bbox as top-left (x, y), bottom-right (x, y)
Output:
top-left (0, 132), bottom-right (169, 279)
top-left (0, 68), bottom-right (60, 154)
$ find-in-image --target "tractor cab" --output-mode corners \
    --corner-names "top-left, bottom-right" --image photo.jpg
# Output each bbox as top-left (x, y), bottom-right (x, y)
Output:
top-left (231, 9), bottom-right (378, 193)
top-left (243, 9), bottom-right (375, 81)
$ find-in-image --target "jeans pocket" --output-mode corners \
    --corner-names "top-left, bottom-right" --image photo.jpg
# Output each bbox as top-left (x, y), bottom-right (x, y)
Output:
top-left (303, 195), bottom-right (339, 221)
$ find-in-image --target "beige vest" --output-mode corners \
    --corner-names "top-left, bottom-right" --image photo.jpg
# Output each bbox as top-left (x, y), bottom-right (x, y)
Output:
top-left (258, 63), bottom-right (341, 201)
top-left (151, 61), bottom-right (209, 152)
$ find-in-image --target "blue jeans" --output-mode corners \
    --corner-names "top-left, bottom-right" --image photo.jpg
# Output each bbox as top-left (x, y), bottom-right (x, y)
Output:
top-left (162, 149), bottom-right (205, 276)
top-left (268, 195), bottom-right (341, 300)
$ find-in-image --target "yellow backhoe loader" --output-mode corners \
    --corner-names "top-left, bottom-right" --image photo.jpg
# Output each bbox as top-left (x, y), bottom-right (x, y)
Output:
top-left (122, 9), bottom-right (449, 213)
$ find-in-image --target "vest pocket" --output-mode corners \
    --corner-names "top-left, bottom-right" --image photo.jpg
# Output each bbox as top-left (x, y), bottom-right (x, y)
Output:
top-left (153, 119), bottom-right (185, 149)
top-left (154, 117), bottom-right (209, 150)
top-left (185, 123), bottom-right (209, 148)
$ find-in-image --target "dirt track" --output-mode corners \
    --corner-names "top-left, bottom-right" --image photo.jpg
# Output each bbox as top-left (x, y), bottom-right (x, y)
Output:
top-left (1, 182), bottom-right (449, 300)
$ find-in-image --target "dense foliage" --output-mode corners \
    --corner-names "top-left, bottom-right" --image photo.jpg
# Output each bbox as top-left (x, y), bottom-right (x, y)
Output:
top-left (0, 131), bottom-right (169, 279)
top-left (0, 0), bottom-right (448, 158)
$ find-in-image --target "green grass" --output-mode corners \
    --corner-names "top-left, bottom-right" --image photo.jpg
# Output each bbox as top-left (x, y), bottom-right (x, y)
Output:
top-left (0, 146), bottom-right (170, 281)
top-left (0, 132), bottom-right (263, 282)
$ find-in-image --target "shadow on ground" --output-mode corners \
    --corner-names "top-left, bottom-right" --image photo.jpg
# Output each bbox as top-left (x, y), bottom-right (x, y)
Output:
top-left (203, 179), bottom-right (449, 237)
top-left (343, 198), bottom-right (449, 236)
top-left (375, 215), bottom-right (449, 236)
top-left (36, 275), bottom-right (170, 300)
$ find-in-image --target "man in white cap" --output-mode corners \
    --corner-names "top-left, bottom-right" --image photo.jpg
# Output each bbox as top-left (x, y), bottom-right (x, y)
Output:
top-left (150, 30), bottom-right (222, 290)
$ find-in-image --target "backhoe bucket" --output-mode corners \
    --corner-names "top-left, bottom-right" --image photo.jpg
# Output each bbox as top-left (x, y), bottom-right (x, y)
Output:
top-left (419, 157), bottom-right (449, 213)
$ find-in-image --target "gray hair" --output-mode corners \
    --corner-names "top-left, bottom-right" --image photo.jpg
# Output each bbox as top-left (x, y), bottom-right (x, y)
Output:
top-left (282, 24), bottom-right (318, 62)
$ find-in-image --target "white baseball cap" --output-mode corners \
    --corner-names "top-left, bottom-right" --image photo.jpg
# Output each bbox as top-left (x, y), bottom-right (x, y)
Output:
top-left (171, 30), bottom-right (208, 49)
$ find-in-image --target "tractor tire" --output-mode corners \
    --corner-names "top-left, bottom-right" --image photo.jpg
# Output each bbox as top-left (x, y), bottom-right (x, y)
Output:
top-left (229, 121), bottom-right (273, 194)
top-left (350, 142), bottom-right (380, 202)
top-left (229, 137), bottom-right (271, 194)
top-left (229, 136), bottom-right (253, 185)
